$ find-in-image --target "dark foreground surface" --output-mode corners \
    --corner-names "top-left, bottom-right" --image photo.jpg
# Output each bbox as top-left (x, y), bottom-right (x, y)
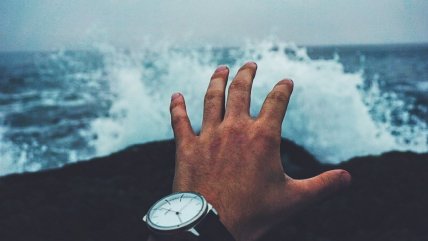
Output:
top-left (0, 139), bottom-right (427, 241)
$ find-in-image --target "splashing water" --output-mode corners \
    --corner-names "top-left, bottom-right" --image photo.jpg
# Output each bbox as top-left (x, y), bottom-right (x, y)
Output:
top-left (0, 40), bottom-right (427, 175)
top-left (88, 41), bottom-right (427, 162)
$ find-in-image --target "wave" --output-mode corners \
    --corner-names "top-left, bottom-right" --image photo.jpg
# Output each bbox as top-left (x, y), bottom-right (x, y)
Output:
top-left (0, 40), bottom-right (427, 175)
top-left (88, 41), bottom-right (428, 163)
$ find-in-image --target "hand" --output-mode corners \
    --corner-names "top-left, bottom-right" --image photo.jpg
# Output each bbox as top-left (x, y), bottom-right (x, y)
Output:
top-left (169, 62), bottom-right (351, 241)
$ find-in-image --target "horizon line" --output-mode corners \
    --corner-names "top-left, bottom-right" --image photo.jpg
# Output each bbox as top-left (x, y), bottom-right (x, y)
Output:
top-left (1, 41), bottom-right (428, 54)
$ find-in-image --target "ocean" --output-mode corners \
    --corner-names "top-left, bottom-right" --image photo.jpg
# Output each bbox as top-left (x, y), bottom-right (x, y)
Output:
top-left (0, 41), bottom-right (427, 176)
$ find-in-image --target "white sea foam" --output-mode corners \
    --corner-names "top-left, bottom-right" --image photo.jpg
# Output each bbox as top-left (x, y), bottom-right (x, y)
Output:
top-left (0, 40), bottom-right (427, 176)
top-left (0, 126), bottom-right (42, 175)
top-left (87, 40), bottom-right (428, 164)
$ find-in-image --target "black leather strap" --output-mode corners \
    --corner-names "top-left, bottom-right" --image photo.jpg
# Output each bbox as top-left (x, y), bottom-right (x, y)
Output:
top-left (197, 210), bottom-right (236, 241)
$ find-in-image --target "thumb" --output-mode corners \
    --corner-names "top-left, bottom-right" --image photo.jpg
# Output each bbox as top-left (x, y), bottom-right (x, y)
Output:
top-left (296, 169), bottom-right (351, 203)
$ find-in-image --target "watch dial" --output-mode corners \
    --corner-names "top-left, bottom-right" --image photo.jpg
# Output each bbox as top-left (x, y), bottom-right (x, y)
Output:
top-left (148, 192), bottom-right (206, 230)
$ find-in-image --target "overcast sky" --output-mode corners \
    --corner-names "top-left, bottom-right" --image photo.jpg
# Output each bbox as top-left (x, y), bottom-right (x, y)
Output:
top-left (1, 0), bottom-right (428, 51)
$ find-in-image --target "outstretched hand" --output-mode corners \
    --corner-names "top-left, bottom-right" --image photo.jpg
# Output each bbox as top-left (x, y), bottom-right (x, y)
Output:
top-left (169, 62), bottom-right (351, 241)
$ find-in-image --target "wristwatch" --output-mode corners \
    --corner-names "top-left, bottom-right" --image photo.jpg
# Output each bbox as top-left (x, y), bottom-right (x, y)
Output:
top-left (143, 192), bottom-right (236, 241)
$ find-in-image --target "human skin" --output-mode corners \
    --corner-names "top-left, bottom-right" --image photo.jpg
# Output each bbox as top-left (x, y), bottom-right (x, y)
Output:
top-left (151, 62), bottom-right (351, 241)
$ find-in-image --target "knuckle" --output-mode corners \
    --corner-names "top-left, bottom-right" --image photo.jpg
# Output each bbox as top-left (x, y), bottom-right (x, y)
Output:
top-left (178, 145), bottom-right (194, 158)
top-left (229, 79), bottom-right (250, 93)
top-left (252, 121), bottom-right (280, 142)
top-left (204, 89), bottom-right (224, 102)
top-left (221, 120), bottom-right (239, 131)
top-left (255, 129), bottom-right (280, 145)
top-left (170, 99), bottom-right (185, 112)
top-left (172, 114), bottom-right (188, 127)
top-left (221, 120), bottom-right (244, 135)
top-left (203, 90), bottom-right (224, 119)
top-left (267, 90), bottom-right (290, 103)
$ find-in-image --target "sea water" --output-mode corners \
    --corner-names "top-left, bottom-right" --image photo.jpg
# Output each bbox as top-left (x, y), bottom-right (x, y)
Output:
top-left (0, 41), bottom-right (427, 175)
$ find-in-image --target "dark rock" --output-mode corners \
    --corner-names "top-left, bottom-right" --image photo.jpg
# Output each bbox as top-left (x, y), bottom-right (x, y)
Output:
top-left (0, 139), bottom-right (427, 241)
top-left (280, 139), bottom-right (322, 178)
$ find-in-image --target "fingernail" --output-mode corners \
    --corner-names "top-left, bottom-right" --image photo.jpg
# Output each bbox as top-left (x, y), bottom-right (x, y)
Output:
top-left (246, 61), bottom-right (257, 68)
top-left (171, 92), bottom-right (181, 101)
top-left (216, 65), bottom-right (228, 72)
top-left (277, 79), bottom-right (293, 86)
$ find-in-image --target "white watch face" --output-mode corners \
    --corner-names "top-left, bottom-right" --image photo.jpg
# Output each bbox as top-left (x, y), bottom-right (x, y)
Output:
top-left (147, 192), bottom-right (207, 231)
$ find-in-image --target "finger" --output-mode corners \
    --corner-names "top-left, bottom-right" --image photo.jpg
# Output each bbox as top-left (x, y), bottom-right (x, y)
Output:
top-left (225, 62), bottom-right (257, 118)
top-left (202, 65), bottom-right (229, 131)
top-left (294, 169), bottom-right (351, 204)
top-left (258, 79), bottom-right (293, 129)
top-left (170, 93), bottom-right (195, 144)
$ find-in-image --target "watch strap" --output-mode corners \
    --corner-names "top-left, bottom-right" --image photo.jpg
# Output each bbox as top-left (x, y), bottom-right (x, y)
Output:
top-left (197, 210), bottom-right (236, 241)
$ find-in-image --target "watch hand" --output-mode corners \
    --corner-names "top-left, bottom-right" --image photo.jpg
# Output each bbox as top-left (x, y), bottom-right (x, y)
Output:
top-left (154, 207), bottom-right (179, 214)
top-left (154, 207), bottom-right (172, 211)
top-left (176, 212), bottom-right (183, 224)
top-left (179, 197), bottom-right (196, 212)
